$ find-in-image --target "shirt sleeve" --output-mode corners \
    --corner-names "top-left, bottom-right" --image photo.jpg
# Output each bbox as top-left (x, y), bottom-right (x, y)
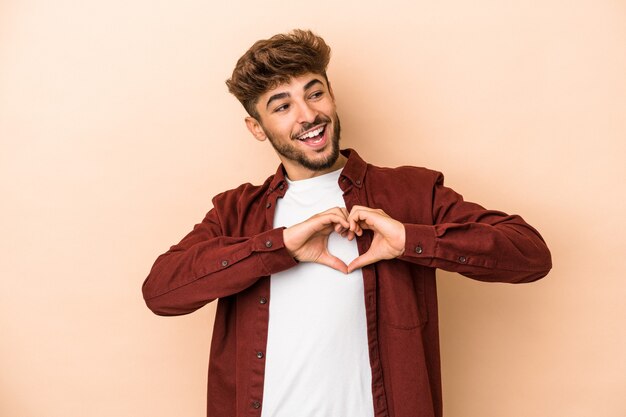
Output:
top-left (142, 206), bottom-right (297, 316)
top-left (398, 172), bottom-right (552, 283)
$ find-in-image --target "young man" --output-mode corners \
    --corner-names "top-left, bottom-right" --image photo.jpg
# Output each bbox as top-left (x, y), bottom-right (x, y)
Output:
top-left (142, 29), bottom-right (551, 417)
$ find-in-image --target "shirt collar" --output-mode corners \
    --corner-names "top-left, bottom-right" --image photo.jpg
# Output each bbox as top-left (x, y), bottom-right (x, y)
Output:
top-left (338, 148), bottom-right (367, 188)
top-left (268, 148), bottom-right (367, 194)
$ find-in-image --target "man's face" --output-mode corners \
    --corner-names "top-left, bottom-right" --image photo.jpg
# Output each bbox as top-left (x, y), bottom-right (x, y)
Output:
top-left (246, 73), bottom-right (342, 179)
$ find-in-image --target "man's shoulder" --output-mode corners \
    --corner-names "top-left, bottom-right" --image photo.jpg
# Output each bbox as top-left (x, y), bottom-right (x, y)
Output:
top-left (211, 174), bottom-right (275, 207)
top-left (365, 161), bottom-right (444, 186)
top-left (344, 148), bottom-right (444, 187)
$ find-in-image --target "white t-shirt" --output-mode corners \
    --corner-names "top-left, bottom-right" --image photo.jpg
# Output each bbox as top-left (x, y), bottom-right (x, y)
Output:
top-left (261, 168), bottom-right (374, 417)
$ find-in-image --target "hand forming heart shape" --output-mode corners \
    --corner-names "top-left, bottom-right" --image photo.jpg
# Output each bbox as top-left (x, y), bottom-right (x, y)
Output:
top-left (282, 205), bottom-right (406, 274)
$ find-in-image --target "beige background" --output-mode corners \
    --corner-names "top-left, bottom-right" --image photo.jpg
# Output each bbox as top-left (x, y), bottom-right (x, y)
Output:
top-left (1, 1), bottom-right (625, 416)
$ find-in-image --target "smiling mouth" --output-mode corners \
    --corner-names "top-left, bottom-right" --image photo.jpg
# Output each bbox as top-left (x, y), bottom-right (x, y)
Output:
top-left (295, 124), bottom-right (326, 143)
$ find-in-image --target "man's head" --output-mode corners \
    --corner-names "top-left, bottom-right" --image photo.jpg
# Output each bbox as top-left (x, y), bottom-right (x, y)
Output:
top-left (226, 30), bottom-right (344, 180)
top-left (226, 29), bottom-right (331, 119)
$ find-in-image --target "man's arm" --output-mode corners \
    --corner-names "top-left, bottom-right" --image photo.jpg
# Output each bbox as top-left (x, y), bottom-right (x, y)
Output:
top-left (142, 207), bottom-right (297, 316)
top-left (347, 172), bottom-right (552, 283)
top-left (142, 202), bottom-right (353, 316)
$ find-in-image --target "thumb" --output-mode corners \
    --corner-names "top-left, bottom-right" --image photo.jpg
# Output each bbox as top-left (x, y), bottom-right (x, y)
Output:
top-left (347, 252), bottom-right (377, 274)
top-left (317, 253), bottom-right (349, 274)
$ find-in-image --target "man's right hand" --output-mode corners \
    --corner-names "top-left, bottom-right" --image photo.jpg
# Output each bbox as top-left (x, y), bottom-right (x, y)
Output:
top-left (283, 207), bottom-right (359, 274)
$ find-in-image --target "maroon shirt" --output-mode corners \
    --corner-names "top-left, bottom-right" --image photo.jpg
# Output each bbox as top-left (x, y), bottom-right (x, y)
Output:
top-left (142, 149), bottom-right (551, 417)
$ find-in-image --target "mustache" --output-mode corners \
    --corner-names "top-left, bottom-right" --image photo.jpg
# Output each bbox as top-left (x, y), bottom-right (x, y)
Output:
top-left (292, 115), bottom-right (332, 139)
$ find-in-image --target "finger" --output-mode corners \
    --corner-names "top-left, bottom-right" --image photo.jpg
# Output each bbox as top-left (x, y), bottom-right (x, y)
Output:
top-left (322, 206), bottom-right (350, 221)
top-left (336, 208), bottom-right (351, 236)
top-left (349, 205), bottom-right (386, 216)
top-left (313, 212), bottom-right (350, 231)
top-left (317, 253), bottom-right (348, 274)
top-left (347, 251), bottom-right (378, 273)
top-left (350, 216), bottom-right (363, 236)
top-left (348, 205), bottom-right (381, 222)
top-left (340, 208), bottom-right (356, 239)
top-left (348, 204), bottom-right (369, 216)
top-left (339, 228), bottom-right (356, 240)
top-left (350, 207), bottom-right (385, 231)
top-left (339, 229), bottom-right (355, 240)
top-left (349, 209), bottom-right (372, 235)
top-left (347, 208), bottom-right (362, 235)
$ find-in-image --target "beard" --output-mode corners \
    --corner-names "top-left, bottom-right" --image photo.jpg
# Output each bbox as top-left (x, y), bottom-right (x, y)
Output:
top-left (264, 114), bottom-right (342, 172)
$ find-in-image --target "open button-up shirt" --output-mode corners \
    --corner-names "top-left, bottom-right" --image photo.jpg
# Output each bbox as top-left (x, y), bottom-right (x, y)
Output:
top-left (142, 149), bottom-right (552, 417)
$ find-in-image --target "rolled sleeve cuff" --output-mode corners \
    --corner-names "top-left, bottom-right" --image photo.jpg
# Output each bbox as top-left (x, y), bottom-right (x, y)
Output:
top-left (255, 227), bottom-right (298, 274)
top-left (400, 223), bottom-right (437, 261)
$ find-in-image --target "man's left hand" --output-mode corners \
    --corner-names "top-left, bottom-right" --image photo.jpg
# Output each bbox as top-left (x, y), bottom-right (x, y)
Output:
top-left (347, 205), bottom-right (406, 273)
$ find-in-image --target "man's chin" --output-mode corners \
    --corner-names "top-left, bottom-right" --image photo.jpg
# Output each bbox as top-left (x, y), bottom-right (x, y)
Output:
top-left (298, 143), bottom-right (340, 171)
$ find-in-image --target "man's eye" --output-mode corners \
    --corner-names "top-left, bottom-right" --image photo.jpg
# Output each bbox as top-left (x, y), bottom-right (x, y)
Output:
top-left (309, 91), bottom-right (323, 99)
top-left (274, 104), bottom-right (289, 113)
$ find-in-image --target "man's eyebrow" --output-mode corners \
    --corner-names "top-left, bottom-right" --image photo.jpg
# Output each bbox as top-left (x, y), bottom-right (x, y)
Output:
top-left (265, 79), bottom-right (325, 109)
top-left (266, 92), bottom-right (290, 109)
top-left (304, 78), bottom-right (323, 90)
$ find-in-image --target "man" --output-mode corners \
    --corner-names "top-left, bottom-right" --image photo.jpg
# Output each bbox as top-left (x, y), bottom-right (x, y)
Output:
top-left (142, 29), bottom-right (551, 417)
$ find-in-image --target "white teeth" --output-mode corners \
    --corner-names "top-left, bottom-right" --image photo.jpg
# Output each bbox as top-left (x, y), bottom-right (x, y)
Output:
top-left (298, 126), bottom-right (324, 140)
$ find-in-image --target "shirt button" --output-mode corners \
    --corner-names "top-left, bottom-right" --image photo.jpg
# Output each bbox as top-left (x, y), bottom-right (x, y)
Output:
top-left (266, 202), bottom-right (271, 209)
top-left (279, 183), bottom-right (284, 190)
top-left (458, 256), bottom-right (467, 263)
top-left (415, 246), bottom-right (423, 254)
top-left (259, 297), bottom-right (267, 304)
top-left (221, 260), bottom-right (229, 267)
top-left (256, 351), bottom-right (264, 359)
top-left (355, 179), bottom-right (362, 186)
top-left (252, 401), bottom-right (261, 409)
top-left (265, 240), bottom-right (273, 248)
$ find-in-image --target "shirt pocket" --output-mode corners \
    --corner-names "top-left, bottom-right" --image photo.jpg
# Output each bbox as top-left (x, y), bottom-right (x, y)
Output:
top-left (377, 262), bottom-right (428, 330)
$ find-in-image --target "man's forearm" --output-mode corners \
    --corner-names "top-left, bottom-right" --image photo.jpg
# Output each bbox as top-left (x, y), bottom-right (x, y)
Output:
top-left (142, 219), bottom-right (296, 316)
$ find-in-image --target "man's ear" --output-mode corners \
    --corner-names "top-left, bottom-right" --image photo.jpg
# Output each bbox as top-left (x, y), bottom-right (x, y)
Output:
top-left (245, 117), bottom-right (267, 142)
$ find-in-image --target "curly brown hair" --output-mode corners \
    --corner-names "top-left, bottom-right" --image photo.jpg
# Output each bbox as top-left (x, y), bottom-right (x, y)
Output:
top-left (226, 29), bottom-right (331, 118)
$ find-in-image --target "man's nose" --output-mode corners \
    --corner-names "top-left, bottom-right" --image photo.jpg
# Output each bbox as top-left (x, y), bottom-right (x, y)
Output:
top-left (295, 101), bottom-right (317, 124)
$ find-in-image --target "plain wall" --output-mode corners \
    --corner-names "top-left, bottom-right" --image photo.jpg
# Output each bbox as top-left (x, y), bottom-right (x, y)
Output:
top-left (1, 1), bottom-right (625, 416)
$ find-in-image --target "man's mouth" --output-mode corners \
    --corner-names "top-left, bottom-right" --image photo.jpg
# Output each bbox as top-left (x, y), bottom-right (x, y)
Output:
top-left (295, 124), bottom-right (326, 144)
